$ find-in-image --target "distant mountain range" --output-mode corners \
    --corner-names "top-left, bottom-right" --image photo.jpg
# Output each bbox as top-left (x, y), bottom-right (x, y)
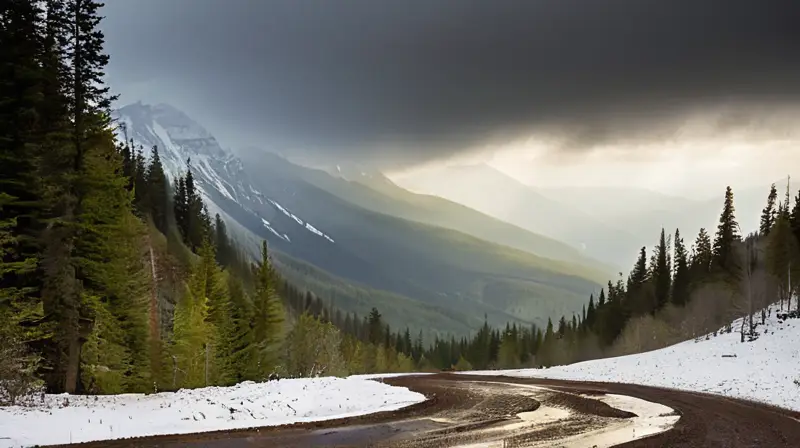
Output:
top-left (393, 164), bottom-right (643, 266)
top-left (112, 102), bottom-right (610, 338)
top-left (396, 165), bottom-right (793, 270)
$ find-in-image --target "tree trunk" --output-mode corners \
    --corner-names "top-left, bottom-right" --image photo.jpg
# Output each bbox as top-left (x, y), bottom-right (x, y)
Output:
top-left (740, 315), bottom-right (746, 343)
top-left (148, 241), bottom-right (161, 380)
top-left (64, 333), bottom-right (81, 393)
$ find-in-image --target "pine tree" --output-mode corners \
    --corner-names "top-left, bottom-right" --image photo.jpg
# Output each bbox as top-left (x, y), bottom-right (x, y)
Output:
top-left (691, 227), bottom-right (713, 280)
top-left (250, 240), bottom-right (285, 379)
top-left (35, 0), bottom-right (123, 393)
top-left (585, 294), bottom-right (596, 329)
top-left (184, 161), bottom-right (207, 251)
top-left (630, 247), bottom-right (648, 287)
top-left (213, 214), bottom-right (232, 267)
top-left (712, 186), bottom-right (741, 277)
top-left (173, 176), bottom-right (188, 240)
top-left (653, 228), bottom-right (672, 311)
top-left (225, 276), bottom-right (254, 383)
top-left (172, 252), bottom-right (211, 388)
top-left (144, 145), bottom-right (168, 234)
top-left (671, 228), bottom-right (691, 306)
top-left (760, 183), bottom-right (778, 236)
top-left (367, 308), bottom-right (383, 346)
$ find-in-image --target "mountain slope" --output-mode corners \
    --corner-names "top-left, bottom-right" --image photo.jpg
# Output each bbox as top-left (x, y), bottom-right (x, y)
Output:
top-left (394, 164), bottom-right (641, 266)
top-left (249, 155), bottom-right (614, 274)
top-left (112, 102), bottom-right (604, 335)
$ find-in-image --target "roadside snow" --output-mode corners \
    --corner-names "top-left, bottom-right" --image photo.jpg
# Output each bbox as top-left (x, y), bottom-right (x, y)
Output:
top-left (0, 377), bottom-right (425, 448)
top-left (462, 305), bottom-right (800, 411)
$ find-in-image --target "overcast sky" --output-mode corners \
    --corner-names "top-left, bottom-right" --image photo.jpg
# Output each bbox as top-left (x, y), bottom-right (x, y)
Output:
top-left (101, 0), bottom-right (800, 196)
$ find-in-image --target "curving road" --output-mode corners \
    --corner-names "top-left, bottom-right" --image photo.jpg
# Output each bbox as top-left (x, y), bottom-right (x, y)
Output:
top-left (62, 374), bottom-right (800, 448)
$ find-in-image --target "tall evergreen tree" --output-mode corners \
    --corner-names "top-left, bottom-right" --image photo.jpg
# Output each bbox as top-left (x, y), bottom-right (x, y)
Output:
top-left (760, 183), bottom-right (778, 236)
top-left (653, 228), bottom-right (672, 311)
top-left (671, 228), bottom-right (691, 306)
top-left (691, 227), bottom-right (713, 280)
top-left (712, 186), bottom-right (741, 277)
top-left (367, 308), bottom-right (383, 346)
top-left (173, 175), bottom-right (188, 239)
top-left (36, 0), bottom-right (124, 393)
top-left (250, 240), bottom-right (285, 378)
top-left (144, 145), bottom-right (168, 233)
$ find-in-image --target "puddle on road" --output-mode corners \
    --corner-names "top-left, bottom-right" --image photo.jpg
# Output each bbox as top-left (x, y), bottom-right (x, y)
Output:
top-left (454, 384), bottom-right (680, 448)
top-left (548, 393), bottom-right (680, 448)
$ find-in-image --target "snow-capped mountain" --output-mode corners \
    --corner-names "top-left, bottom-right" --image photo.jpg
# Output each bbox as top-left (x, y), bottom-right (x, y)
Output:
top-left (112, 102), bottom-right (336, 247)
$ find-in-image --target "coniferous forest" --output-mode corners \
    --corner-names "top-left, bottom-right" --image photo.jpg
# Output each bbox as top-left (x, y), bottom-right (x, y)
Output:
top-left (2, 0), bottom-right (800, 403)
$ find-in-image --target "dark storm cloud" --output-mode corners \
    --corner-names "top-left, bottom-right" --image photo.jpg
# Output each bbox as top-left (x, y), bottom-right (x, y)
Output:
top-left (101, 0), bottom-right (800, 167)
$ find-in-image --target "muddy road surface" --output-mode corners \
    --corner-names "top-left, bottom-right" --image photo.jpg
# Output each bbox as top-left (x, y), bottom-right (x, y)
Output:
top-left (63, 374), bottom-right (800, 447)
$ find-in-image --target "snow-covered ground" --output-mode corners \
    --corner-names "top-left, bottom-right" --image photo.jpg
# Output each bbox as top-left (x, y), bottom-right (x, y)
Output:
top-left (462, 305), bottom-right (800, 412)
top-left (0, 377), bottom-right (426, 448)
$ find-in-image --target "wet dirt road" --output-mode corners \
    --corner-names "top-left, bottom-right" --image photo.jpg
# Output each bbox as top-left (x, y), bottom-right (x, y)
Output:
top-left (62, 374), bottom-right (800, 448)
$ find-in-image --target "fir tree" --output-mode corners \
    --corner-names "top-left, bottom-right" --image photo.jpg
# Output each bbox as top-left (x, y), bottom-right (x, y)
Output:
top-left (367, 308), bottom-right (383, 346)
top-left (250, 240), bottom-right (285, 378)
top-left (653, 228), bottom-right (672, 311)
top-left (760, 183), bottom-right (778, 236)
top-left (173, 176), bottom-right (188, 240)
top-left (585, 294), bottom-right (596, 329)
top-left (671, 228), bottom-right (691, 306)
top-left (712, 186), bottom-right (741, 277)
top-left (691, 227), bottom-right (713, 280)
top-left (144, 145), bottom-right (168, 234)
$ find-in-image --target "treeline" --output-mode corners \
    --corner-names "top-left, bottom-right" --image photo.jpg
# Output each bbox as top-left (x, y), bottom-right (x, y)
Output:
top-left (423, 183), bottom-right (800, 371)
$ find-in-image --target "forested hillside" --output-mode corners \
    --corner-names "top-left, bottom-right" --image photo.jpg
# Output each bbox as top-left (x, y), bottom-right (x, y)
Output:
top-left (0, 0), bottom-right (429, 398)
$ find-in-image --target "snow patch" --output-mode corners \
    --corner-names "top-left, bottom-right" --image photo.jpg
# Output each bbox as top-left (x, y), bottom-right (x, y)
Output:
top-left (194, 155), bottom-right (235, 202)
top-left (261, 219), bottom-right (287, 242)
top-left (0, 377), bottom-right (425, 447)
top-left (269, 200), bottom-right (304, 226)
top-left (303, 222), bottom-right (335, 243)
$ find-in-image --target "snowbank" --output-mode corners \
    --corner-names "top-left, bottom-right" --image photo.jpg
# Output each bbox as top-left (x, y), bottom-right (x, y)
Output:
top-left (0, 377), bottom-right (426, 447)
top-left (463, 306), bottom-right (800, 411)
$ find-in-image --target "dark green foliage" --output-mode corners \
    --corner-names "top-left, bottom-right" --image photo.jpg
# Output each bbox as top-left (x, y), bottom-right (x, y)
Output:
top-left (691, 227), bottom-right (713, 282)
top-left (144, 146), bottom-right (169, 234)
top-left (712, 186), bottom-right (741, 277)
top-left (653, 229), bottom-right (672, 312)
top-left (671, 228), bottom-right (691, 307)
top-left (760, 183), bottom-right (778, 236)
